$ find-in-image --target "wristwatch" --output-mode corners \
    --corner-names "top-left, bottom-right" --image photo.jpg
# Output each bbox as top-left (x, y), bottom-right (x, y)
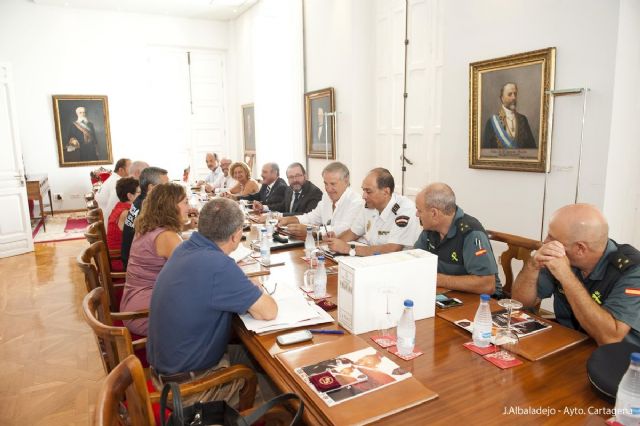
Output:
top-left (349, 244), bottom-right (356, 257)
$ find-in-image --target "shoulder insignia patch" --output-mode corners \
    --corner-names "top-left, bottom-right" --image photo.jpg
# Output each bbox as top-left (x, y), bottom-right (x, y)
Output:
top-left (391, 203), bottom-right (400, 215)
top-left (395, 215), bottom-right (409, 228)
top-left (625, 288), bottom-right (640, 296)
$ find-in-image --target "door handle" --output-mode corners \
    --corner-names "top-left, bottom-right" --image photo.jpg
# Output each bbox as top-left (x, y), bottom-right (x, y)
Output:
top-left (402, 155), bottom-right (414, 166)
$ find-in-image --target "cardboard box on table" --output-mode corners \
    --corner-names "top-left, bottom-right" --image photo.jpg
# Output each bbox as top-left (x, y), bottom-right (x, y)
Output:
top-left (337, 249), bottom-right (437, 334)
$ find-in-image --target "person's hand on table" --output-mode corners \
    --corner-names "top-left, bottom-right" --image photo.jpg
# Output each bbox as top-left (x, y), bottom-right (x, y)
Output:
top-left (204, 183), bottom-right (214, 193)
top-left (253, 214), bottom-right (267, 224)
top-left (285, 223), bottom-right (307, 239)
top-left (326, 237), bottom-right (348, 254)
top-left (252, 201), bottom-right (264, 213)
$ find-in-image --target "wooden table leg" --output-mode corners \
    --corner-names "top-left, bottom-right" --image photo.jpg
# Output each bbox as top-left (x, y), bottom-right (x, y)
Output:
top-left (39, 196), bottom-right (46, 231)
top-left (47, 189), bottom-right (54, 217)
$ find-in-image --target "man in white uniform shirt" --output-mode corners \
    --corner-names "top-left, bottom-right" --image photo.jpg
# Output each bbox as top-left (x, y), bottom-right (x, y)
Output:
top-left (96, 158), bottom-right (130, 214)
top-left (325, 168), bottom-right (420, 256)
top-left (277, 161), bottom-right (362, 239)
top-left (101, 160), bottom-right (148, 221)
top-left (199, 153), bottom-right (224, 192)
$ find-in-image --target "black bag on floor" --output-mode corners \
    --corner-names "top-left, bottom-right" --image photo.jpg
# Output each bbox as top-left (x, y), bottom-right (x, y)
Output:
top-left (160, 382), bottom-right (303, 426)
top-left (587, 340), bottom-right (640, 403)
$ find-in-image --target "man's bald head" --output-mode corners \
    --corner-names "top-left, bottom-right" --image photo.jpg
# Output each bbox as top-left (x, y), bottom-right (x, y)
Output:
top-left (549, 204), bottom-right (608, 251)
top-left (419, 182), bottom-right (456, 215)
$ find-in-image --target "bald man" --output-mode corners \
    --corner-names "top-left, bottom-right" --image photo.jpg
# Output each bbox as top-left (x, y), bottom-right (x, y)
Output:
top-left (512, 204), bottom-right (640, 346)
top-left (414, 183), bottom-right (502, 296)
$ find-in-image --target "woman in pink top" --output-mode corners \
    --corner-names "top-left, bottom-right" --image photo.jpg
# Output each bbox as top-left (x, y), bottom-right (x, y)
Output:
top-left (120, 183), bottom-right (191, 336)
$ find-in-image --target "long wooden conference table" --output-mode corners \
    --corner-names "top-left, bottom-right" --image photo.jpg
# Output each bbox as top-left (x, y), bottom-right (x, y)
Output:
top-left (232, 244), bottom-right (612, 425)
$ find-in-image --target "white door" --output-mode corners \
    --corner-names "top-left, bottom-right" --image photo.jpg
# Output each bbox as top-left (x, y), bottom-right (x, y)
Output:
top-left (188, 50), bottom-right (228, 181)
top-left (0, 63), bottom-right (34, 258)
top-left (375, 0), bottom-right (443, 198)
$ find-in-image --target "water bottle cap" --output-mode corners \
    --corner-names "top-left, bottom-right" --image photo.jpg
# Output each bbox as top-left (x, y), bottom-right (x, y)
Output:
top-left (317, 255), bottom-right (325, 261)
top-left (306, 226), bottom-right (313, 231)
top-left (404, 299), bottom-right (414, 307)
top-left (631, 352), bottom-right (640, 363)
top-left (260, 228), bottom-right (267, 233)
top-left (480, 294), bottom-right (490, 302)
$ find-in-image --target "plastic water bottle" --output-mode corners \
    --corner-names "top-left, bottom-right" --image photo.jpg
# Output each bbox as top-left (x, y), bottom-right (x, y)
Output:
top-left (304, 226), bottom-right (315, 259)
top-left (472, 294), bottom-right (493, 347)
top-left (260, 228), bottom-right (270, 265)
top-left (396, 300), bottom-right (416, 356)
top-left (314, 255), bottom-right (327, 297)
top-left (615, 352), bottom-right (640, 425)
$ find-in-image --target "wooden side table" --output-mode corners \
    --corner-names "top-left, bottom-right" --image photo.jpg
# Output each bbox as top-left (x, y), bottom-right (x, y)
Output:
top-left (26, 174), bottom-right (53, 231)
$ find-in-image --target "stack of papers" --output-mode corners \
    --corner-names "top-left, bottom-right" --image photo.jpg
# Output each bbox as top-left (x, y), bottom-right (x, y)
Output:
top-left (229, 245), bottom-right (252, 263)
top-left (239, 281), bottom-right (334, 334)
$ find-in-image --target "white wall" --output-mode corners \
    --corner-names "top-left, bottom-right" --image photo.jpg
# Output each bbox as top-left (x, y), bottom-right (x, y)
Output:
top-left (0, 0), bottom-right (228, 210)
top-left (438, 0), bottom-right (621, 241)
top-left (228, 0), bottom-right (304, 179)
top-left (603, 0), bottom-right (640, 247)
top-left (303, 0), bottom-right (376, 190)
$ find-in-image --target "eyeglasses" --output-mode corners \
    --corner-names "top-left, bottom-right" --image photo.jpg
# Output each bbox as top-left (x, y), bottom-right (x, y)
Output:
top-left (287, 174), bottom-right (304, 180)
top-left (262, 281), bottom-right (278, 295)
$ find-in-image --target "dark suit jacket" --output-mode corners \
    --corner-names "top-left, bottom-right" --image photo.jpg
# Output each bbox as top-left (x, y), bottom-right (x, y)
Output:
top-left (239, 177), bottom-right (287, 210)
top-left (481, 111), bottom-right (536, 149)
top-left (269, 180), bottom-right (323, 216)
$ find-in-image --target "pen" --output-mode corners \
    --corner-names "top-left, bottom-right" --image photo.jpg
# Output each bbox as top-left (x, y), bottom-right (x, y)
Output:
top-left (308, 329), bottom-right (345, 335)
top-left (258, 261), bottom-right (285, 268)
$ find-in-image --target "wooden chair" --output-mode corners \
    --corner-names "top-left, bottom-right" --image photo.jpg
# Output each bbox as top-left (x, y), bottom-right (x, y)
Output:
top-left (78, 240), bottom-right (125, 312)
top-left (86, 206), bottom-right (105, 225)
top-left (85, 288), bottom-right (258, 415)
top-left (96, 355), bottom-right (291, 426)
top-left (85, 219), bottom-right (123, 272)
top-left (486, 230), bottom-right (542, 297)
top-left (86, 199), bottom-right (99, 211)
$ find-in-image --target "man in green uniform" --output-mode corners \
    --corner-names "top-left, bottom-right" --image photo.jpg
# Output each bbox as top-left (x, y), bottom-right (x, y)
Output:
top-left (414, 183), bottom-right (502, 297)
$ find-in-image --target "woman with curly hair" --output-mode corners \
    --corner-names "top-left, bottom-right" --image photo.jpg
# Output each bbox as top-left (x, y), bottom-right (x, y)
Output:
top-left (227, 161), bottom-right (259, 197)
top-left (120, 182), bottom-right (189, 336)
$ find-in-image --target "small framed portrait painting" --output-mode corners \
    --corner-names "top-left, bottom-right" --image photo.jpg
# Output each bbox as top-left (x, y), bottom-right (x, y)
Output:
top-left (305, 87), bottom-right (336, 159)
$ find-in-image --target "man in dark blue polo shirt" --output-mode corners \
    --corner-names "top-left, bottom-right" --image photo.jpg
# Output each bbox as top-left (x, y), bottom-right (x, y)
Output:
top-left (147, 198), bottom-right (278, 406)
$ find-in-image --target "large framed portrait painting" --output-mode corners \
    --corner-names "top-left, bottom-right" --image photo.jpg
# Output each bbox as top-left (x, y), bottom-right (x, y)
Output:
top-left (53, 95), bottom-right (113, 167)
top-left (469, 48), bottom-right (555, 172)
top-left (305, 87), bottom-right (336, 159)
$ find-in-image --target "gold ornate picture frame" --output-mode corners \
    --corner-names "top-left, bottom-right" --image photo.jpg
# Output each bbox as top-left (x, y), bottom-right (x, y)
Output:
top-left (242, 103), bottom-right (255, 155)
top-left (469, 48), bottom-right (555, 172)
top-left (52, 95), bottom-right (113, 167)
top-left (305, 87), bottom-right (336, 159)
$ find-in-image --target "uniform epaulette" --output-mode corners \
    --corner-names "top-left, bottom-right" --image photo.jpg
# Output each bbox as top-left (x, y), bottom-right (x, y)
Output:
top-left (391, 203), bottom-right (400, 215)
top-left (458, 220), bottom-right (472, 234)
top-left (608, 244), bottom-right (640, 272)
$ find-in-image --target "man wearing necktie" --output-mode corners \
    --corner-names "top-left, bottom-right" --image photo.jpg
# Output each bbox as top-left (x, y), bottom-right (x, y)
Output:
top-left (239, 162), bottom-right (287, 211)
top-left (262, 163), bottom-right (323, 218)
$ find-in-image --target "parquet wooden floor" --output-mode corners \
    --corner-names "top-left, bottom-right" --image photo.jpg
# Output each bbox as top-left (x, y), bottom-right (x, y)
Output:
top-left (0, 240), bottom-right (104, 425)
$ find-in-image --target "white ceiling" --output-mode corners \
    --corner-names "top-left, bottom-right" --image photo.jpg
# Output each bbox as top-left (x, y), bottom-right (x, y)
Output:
top-left (32, 0), bottom-right (258, 21)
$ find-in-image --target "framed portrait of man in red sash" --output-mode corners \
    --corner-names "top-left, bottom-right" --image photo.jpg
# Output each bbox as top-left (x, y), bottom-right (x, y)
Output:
top-left (469, 48), bottom-right (555, 172)
top-left (52, 95), bottom-right (113, 167)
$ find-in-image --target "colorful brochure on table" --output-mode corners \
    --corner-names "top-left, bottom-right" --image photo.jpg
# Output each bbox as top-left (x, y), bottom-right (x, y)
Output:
top-left (454, 309), bottom-right (551, 342)
top-left (294, 346), bottom-right (411, 407)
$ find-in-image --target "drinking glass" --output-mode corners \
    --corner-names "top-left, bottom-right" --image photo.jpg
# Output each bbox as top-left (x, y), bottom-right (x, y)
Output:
top-left (493, 299), bottom-right (523, 359)
top-left (377, 287), bottom-right (397, 344)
